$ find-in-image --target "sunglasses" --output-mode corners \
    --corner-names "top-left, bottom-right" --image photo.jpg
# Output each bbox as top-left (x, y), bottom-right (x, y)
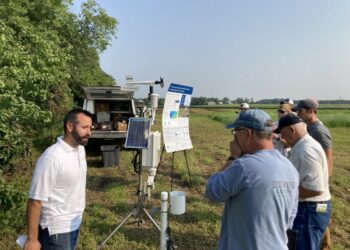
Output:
top-left (277, 109), bottom-right (286, 114)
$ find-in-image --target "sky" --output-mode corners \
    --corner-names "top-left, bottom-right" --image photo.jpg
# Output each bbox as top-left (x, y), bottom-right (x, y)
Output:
top-left (71, 1), bottom-right (350, 101)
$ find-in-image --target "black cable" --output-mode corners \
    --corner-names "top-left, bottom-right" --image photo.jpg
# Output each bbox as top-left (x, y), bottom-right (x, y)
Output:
top-left (132, 150), bottom-right (140, 173)
top-left (166, 227), bottom-right (177, 249)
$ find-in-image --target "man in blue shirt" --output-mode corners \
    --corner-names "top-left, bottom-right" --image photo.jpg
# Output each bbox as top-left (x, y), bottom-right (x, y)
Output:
top-left (205, 109), bottom-right (299, 250)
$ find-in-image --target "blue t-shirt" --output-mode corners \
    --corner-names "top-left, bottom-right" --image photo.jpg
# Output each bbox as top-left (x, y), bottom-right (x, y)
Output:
top-left (205, 150), bottom-right (299, 250)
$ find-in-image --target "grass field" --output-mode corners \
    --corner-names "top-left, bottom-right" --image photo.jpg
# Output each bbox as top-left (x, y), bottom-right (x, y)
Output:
top-left (1, 107), bottom-right (349, 249)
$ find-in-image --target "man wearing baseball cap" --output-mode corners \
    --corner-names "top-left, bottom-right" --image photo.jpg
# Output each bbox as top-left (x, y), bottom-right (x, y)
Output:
top-left (293, 98), bottom-right (333, 176)
top-left (237, 102), bottom-right (250, 113)
top-left (293, 98), bottom-right (333, 249)
top-left (273, 101), bottom-right (294, 156)
top-left (205, 109), bottom-right (299, 250)
top-left (275, 113), bottom-right (331, 250)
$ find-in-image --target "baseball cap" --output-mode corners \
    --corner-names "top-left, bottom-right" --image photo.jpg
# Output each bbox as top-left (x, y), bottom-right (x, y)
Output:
top-left (226, 109), bottom-right (273, 131)
top-left (273, 113), bottom-right (303, 133)
top-left (239, 103), bottom-right (250, 109)
top-left (293, 98), bottom-right (318, 111)
top-left (280, 98), bottom-right (294, 105)
top-left (278, 103), bottom-right (292, 113)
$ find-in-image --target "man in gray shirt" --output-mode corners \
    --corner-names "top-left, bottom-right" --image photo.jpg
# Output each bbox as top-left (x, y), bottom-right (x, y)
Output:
top-left (293, 98), bottom-right (333, 176)
top-left (293, 98), bottom-right (333, 249)
top-left (205, 109), bottom-right (299, 250)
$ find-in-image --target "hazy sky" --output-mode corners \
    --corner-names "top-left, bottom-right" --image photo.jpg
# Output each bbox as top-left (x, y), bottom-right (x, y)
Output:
top-left (72, 1), bottom-right (350, 101)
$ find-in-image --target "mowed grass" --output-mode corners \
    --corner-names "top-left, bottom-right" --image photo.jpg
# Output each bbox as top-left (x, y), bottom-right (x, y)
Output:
top-left (1, 107), bottom-right (349, 249)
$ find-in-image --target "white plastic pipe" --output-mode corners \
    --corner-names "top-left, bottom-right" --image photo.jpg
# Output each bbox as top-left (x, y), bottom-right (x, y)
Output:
top-left (160, 191), bottom-right (168, 250)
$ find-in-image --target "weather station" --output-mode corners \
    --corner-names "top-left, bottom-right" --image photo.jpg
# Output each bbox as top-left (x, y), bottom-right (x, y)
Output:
top-left (97, 76), bottom-right (183, 250)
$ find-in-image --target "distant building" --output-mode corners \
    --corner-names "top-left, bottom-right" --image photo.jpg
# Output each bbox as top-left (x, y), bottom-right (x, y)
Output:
top-left (208, 101), bottom-right (216, 105)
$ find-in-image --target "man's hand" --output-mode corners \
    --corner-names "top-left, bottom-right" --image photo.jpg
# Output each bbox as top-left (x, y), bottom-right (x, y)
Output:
top-left (229, 138), bottom-right (242, 159)
top-left (24, 239), bottom-right (41, 250)
top-left (279, 137), bottom-right (290, 148)
top-left (220, 139), bottom-right (243, 172)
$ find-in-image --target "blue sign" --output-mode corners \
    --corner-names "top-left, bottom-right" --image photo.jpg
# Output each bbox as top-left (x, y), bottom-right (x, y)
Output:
top-left (168, 83), bottom-right (193, 95)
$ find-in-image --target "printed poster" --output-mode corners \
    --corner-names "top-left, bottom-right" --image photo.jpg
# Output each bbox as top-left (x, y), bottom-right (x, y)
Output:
top-left (162, 83), bottom-right (193, 153)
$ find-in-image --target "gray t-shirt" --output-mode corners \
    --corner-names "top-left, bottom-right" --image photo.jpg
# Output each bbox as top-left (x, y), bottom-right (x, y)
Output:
top-left (205, 150), bottom-right (299, 250)
top-left (308, 120), bottom-right (332, 150)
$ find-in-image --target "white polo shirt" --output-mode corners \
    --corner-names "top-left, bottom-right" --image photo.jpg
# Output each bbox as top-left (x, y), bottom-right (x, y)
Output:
top-left (29, 137), bottom-right (87, 235)
top-left (289, 134), bottom-right (331, 202)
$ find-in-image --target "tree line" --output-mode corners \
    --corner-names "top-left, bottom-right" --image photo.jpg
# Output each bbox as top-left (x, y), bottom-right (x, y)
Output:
top-left (139, 96), bottom-right (350, 107)
top-left (0, 0), bottom-right (117, 170)
top-left (190, 97), bottom-right (350, 106)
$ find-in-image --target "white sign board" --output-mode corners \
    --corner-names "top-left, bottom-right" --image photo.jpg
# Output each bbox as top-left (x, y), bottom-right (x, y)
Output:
top-left (162, 83), bottom-right (193, 153)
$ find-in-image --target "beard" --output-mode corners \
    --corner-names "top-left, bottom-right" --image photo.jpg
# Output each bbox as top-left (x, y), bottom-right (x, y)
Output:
top-left (72, 129), bottom-right (90, 146)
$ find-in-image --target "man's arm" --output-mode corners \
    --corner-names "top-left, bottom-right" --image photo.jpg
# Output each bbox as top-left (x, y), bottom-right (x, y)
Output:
top-left (24, 199), bottom-right (42, 250)
top-left (324, 148), bottom-right (333, 177)
top-left (299, 185), bottom-right (322, 199)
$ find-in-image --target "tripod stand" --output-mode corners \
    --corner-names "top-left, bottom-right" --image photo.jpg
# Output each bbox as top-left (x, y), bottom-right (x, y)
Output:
top-left (97, 150), bottom-right (161, 249)
top-left (157, 145), bottom-right (193, 191)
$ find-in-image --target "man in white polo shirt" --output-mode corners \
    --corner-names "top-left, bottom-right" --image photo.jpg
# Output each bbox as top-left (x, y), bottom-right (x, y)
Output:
top-left (275, 113), bottom-right (331, 250)
top-left (24, 108), bottom-right (92, 250)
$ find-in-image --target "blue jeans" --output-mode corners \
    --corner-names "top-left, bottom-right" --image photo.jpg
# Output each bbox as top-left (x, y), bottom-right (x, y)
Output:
top-left (291, 201), bottom-right (331, 250)
top-left (38, 225), bottom-right (80, 250)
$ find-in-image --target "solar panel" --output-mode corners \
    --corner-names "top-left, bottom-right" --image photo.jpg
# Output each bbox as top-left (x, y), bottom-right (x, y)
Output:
top-left (125, 118), bottom-right (151, 149)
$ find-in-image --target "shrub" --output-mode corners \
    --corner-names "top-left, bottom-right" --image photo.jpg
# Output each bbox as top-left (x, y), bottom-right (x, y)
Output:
top-left (0, 171), bottom-right (27, 232)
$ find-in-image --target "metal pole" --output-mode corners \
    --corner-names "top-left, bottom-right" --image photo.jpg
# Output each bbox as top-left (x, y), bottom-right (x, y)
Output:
top-left (96, 210), bottom-right (135, 249)
top-left (183, 150), bottom-right (193, 187)
top-left (137, 149), bottom-right (144, 224)
top-left (143, 208), bottom-right (161, 231)
top-left (160, 192), bottom-right (168, 250)
top-left (171, 152), bottom-right (175, 191)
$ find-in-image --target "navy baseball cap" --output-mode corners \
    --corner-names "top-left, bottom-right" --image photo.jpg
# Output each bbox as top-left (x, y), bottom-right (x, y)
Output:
top-left (226, 109), bottom-right (273, 131)
top-left (274, 113), bottom-right (303, 133)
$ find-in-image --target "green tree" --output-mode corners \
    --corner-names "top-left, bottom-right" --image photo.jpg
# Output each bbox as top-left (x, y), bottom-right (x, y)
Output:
top-left (222, 97), bottom-right (230, 104)
top-left (67, 0), bottom-right (117, 105)
top-left (191, 96), bottom-right (208, 105)
top-left (0, 0), bottom-right (118, 168)
top-left (0, 0), bottom-right (73, 167)
top-left (0, 0), bottom-right (118, 236)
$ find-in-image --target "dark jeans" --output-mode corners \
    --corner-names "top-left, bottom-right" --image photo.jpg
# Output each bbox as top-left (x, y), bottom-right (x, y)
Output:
top-left (38, 225), bottom-right (80, 250)
top-left (291, 201), bottom-right (331, 250)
